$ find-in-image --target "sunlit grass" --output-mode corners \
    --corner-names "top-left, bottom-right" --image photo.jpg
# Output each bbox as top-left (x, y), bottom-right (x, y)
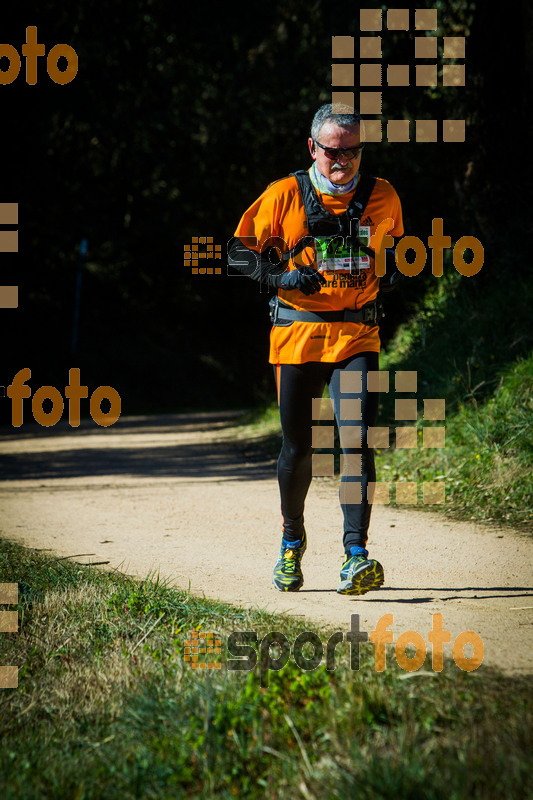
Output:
top-left (0, 538), bottom-right (531, 799)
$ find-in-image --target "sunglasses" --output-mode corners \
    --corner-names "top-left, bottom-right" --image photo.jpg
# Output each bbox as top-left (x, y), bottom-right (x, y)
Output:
top-left (313, 140), bottom-right (365, 160)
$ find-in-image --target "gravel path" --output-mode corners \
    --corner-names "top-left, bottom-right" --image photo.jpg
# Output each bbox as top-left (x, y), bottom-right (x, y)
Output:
top-left (1, 412), bottom-right (532, 674)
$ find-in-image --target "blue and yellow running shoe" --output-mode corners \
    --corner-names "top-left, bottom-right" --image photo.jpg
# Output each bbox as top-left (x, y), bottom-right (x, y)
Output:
top-left (272, 531), bottom-right (307, 592)
top-left (336, 549), bottom-right (384, 595)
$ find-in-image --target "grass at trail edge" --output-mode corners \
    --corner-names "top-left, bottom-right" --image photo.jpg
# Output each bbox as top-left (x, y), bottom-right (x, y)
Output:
top-left (0, 538), bottom-right (531, 799)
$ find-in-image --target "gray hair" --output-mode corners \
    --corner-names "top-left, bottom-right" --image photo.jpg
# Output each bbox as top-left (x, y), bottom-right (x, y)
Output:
top-left (310, 103), bottom-right (361, 140)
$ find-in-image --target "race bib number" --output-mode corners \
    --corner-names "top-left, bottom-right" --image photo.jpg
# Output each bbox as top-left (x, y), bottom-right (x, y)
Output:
top-left (314, 227), bottom-right (371, 272)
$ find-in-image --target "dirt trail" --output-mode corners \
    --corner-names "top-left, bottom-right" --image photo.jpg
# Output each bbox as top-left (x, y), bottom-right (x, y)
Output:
top-left (1, 412), bottom-right (532, 674)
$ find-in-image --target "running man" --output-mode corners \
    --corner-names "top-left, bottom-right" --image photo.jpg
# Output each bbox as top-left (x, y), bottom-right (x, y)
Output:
top-left (228, 103), bottom-right (404, 594)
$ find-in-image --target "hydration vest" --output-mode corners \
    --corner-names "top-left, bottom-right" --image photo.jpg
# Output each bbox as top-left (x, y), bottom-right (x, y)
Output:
top-left (279, 170), bottom-right (377, 265)
top-left (269, 171), bottom-right (384, 328)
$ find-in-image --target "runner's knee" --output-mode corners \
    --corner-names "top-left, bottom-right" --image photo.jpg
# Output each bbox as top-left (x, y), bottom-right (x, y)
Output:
top-left (280, 440), bottom-right (313, 465)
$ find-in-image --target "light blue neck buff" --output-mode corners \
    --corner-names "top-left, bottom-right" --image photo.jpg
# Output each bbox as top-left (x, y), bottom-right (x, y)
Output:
top-left (310, 162), bottom-right (359, 195)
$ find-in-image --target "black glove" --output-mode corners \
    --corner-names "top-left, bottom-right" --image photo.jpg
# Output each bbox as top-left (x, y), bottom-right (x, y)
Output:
top-left (271, 266), bottom-right (327, 296)
top-left (379, 249), bottom-right (403, 293)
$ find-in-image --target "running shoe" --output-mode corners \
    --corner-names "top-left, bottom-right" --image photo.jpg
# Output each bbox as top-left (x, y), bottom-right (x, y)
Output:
top-left (336, 552), bottom-right (384, 595)
top-left (272, 530), bottom-right (307, 592)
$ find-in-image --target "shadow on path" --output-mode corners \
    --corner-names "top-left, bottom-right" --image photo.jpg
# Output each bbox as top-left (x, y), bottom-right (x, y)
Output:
top-left (0, 412), bottom-right (278, 483)
top-left (300, 587), bottom-right (533, 601)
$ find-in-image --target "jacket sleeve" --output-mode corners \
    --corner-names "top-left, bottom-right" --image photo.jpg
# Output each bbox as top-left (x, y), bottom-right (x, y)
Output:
top-left (227, 236), bottom-right (289, 288)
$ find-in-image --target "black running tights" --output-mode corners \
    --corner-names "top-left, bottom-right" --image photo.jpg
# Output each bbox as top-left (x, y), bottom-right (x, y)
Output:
top-left (274, 352), bottom-right (380, 553)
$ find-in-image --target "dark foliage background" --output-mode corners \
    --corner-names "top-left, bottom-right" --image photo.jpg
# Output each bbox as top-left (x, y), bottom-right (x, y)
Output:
top-left (1, 0), bottom-right (530, 414)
